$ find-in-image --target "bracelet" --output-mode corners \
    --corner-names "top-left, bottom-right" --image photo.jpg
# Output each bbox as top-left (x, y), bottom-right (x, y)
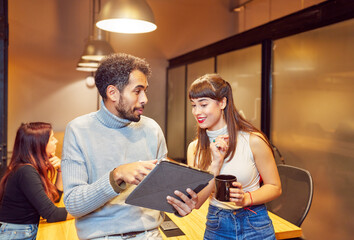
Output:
top-left (247, 192), bottom-right (253, 207)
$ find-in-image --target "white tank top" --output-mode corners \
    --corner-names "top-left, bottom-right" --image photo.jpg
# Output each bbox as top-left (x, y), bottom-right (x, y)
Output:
top-left (206, 125), bottom-right (260, 209)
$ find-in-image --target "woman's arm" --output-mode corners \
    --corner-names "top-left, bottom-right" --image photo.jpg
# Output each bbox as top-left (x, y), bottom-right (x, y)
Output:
top-left (186, 141), bottom-right (212, 209)
top-left (186, 138), bottom-right (226, 209)
top-left (48, 155), bottom-right (63, 191)
top-left (55, 168), bottom-right (63, 192)
top-left (230, 134), bottom-right (282, 207)
top-left (19, 165), bottom-right (69, 222)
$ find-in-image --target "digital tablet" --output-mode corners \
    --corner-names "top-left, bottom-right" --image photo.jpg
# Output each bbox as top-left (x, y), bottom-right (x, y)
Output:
top-left (125, 159), bottom-right (214, 213)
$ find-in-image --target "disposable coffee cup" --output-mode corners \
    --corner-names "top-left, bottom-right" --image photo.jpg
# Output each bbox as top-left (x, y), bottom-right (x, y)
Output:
top-left (215, 174), bottom-right (237, 202)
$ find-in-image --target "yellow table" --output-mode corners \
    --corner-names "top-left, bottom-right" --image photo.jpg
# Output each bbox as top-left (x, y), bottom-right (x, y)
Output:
top-left (160, 201), bottom-right (302, 240)
top-left (37, 200), bottom-right (302, 240)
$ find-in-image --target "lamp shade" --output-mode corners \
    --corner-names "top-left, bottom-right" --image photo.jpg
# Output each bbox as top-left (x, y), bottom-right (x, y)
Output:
top-left (96, 0), bottom-right (157, 34)
top-left (76, 59), bottom-right (99, 72)
top-left (81, 37), bottom-right (114, 61)
top-left (77, 59), bottom-right (100, 68)
top-left (76, 65), bottom-right (98, 72)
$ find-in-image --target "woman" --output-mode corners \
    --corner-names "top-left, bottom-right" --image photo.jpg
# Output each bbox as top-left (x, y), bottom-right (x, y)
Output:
top-left (0, 122), bottom-right (73, 240)
top-left (187, 74), bottom-right (281, 240)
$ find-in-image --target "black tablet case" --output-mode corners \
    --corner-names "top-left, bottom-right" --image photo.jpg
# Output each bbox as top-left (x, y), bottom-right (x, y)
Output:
top-left (125, 160), bottom-right (213, 213)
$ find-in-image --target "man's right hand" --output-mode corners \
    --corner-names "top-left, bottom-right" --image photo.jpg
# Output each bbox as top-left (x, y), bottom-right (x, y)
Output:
top-left (112, 160), bottom-right (158, 185)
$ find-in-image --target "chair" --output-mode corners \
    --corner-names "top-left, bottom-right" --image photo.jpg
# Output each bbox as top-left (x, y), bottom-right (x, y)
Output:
top-left (266, 165), bottom-right (314, 227)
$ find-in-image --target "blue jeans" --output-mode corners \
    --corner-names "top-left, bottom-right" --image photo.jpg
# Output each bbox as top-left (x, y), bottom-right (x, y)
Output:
top-left (0, 222), bottom-right (38, 240)
top-left (204, 204), bottom-right (276, 240)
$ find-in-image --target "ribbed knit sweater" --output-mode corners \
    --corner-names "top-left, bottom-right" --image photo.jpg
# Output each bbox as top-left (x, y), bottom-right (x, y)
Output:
top-left (61, 102), bottom-right (167, 240)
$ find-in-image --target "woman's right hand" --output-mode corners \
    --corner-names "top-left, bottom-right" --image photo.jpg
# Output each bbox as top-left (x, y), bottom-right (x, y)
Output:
top-left (210, 135), bottom-right (229, 175)
top-left (49, 155), bottom-right (61, 170)
top-left (229, 181), bottom-right (246, 207)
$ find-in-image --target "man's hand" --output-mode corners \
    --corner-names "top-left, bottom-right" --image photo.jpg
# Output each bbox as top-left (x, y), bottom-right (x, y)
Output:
top-left (166, 188), bottom-right (198, 217)
top-left (112, 160), bottom-right (157, 185)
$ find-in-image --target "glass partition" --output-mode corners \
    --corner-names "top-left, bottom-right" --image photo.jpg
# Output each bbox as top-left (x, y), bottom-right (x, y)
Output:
top-left (272, 19), bottom-right (354, 240)
top-left (217, 45), bottom-right (262, 128)
top-left (186, 58), bottom-right (215, 150)
top-left (166, 66), bottom-right (186, 161)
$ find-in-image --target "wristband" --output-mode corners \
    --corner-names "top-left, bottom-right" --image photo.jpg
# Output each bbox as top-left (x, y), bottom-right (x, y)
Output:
top-left (243, 192), bottom-right (257, 215)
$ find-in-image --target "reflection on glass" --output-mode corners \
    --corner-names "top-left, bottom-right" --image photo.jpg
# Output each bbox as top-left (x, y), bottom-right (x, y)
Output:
top-left (217, 45), bottom-right (262, 128)
top-left (186, 58), bottom-right (215, 148)
top-left (166, 66), bottom-right (186, 160)
top-left (272, 19), bottom-right (354, 240)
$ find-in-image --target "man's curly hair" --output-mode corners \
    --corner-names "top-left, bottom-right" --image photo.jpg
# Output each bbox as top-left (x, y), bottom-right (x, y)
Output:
top-left (95, 53), bottom-right (152, 99)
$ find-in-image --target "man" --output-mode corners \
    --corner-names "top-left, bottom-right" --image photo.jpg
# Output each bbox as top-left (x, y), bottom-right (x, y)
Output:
top-left (61, 53), bottom-right (197, 240)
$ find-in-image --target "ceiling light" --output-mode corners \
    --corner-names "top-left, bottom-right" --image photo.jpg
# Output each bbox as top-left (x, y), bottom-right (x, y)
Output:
top-left (86, 76), bottom-right (96, 88)
top-left (79, 0), bottom-right (114, 63)
top-left (81, 30), bottom-right (114, 61)
top-left (76, 66), bottom-right (98, 72)
top-left (76, 59), bottom-right (99, 72)
top-left (96, 0), bottom-right (157, 34)
top-left (77, 59), bottom-right (100, 68)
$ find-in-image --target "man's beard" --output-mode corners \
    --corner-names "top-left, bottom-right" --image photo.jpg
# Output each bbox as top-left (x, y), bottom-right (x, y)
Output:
top-left (115, 98), bottom-right (142, 122)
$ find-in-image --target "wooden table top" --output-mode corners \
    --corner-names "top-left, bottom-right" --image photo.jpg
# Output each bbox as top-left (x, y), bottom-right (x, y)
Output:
top-left (37, 199), bottom-right (302, 240)
top-left (160, 200), bottom-right (302, 240)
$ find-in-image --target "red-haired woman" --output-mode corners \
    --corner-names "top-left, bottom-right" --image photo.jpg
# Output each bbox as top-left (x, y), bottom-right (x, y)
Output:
top-left (0, 122), bottom-right (73, 240)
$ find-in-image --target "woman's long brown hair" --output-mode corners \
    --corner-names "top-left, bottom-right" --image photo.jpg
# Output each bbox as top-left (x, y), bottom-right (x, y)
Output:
top-left (189, 74), bottom-right (273, 170)
top-left (0, 122), bottom-right (59, 202)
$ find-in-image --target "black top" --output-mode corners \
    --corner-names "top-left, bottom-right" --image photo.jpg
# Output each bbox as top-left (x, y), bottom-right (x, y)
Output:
top-left (0, 165), bottom-right (67, 224)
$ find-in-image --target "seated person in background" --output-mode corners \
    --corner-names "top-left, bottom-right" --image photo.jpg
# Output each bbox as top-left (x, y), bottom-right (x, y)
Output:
top-left (186, 74), bottom-right (282, 240)
top-left (62, 53), bottom-right (197, 240)
top-left (0, 122), bottom-right (73, 240)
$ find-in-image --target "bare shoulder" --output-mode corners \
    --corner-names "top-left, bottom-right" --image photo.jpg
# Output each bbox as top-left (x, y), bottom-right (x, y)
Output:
top-left (249, 132), bottom-right (267, 146)
top-left (249, 132), bottom-right (272, 156)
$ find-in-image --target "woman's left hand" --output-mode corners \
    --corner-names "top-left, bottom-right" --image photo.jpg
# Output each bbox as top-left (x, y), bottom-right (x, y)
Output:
top-left (229, 181), bottom-right (246, 207)
top-left (211, 135), bottom-right (229, 155)
top-left (49, 155), bottom-right (61, 169)
top-left (210, 135), bottom-right (229, 175)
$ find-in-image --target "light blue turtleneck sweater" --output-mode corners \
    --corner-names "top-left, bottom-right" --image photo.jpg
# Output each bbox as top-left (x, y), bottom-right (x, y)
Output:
top-left (61, 102), bottom-right (167, 239)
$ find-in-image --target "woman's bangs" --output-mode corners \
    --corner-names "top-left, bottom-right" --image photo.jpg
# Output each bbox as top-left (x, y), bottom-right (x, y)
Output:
top-left (189, 81), bottom-right (216, 99)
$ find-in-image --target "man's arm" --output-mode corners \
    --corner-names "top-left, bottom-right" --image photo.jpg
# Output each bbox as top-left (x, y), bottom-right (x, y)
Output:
top-left (61, 125), bottom-right (118, 218)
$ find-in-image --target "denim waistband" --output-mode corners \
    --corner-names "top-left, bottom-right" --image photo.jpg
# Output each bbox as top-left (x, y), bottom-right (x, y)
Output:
top-left (208, 204), bottom-right (267, 217)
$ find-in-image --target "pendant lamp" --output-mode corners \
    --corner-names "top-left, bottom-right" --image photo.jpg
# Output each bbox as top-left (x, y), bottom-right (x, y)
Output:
top-left (78, 59), bottom-right (100, 68)
top-left (81, 28), bottom-right (114, 61)
top-left (76, 65), bottom-right (98, 72)
top-left (96, 0), bottom-right (157, 34)
top-left (78, 0), bottom-right (114, 65)
top-left (76, 59), bottom-right (99, 72)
